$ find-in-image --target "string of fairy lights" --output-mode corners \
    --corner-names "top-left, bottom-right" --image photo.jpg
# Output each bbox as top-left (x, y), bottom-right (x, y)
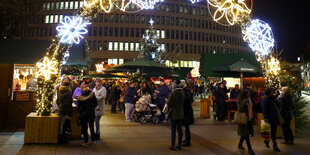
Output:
top-left (35, 0), bottom-right (282, 116)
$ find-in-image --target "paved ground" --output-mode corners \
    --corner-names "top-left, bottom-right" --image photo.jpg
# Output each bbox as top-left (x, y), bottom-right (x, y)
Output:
top-left (1, 96), bottom-right (310, 155)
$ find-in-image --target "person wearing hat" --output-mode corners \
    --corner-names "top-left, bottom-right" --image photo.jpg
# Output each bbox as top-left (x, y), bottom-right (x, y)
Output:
top-left (93, 78), bottom-right (107, 140)
top-left (155, 79), bottom-right (170, 122)
top-left (123, 81), bottom-right (138, 122)
top-left (167, 80), bottom-right (185, 151)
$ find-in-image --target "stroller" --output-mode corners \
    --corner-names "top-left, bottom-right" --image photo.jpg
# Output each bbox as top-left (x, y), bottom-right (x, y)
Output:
top-left (134, 94), bottom-right (161, 124)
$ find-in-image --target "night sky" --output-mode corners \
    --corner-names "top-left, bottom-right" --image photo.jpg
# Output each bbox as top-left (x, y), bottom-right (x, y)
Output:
top-left (251, 0), bottom-right (310, 62)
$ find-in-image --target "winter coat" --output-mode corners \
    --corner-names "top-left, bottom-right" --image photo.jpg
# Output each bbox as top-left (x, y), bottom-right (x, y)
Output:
top-left (108, 86), bottom-right (118, 101)
top-left (57, 86), bottom-right (73, 117)
top-left (158, 84), bottom-right (170, 104)
top-left (261, 96), bottom-right (280, 126)
top-left (183, 87), bottom-right (195, 125)
top-left (167, 87), bottom-right (185, 120)
top-left (216, 87), bottom-right (227, 106)
top-left (93, 85), bottom-right (107, 117)
top-left (77, 90), bottom-right (98, 120)
top-left (278, 94), bottom-right (295, 119)
top-left (237, 100), bottom-right (254, 137)
top-left (124, 86), bottom-right (137, 104)
top-left (230, 89), bottom-right (241, 100)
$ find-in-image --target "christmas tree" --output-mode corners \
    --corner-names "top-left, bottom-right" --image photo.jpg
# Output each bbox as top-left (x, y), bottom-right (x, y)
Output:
top-left (139, 18), bottom-right (165, 62)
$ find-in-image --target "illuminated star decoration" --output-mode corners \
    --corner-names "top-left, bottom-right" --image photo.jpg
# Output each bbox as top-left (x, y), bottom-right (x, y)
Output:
top-left (84, 0), bottom-right (113, 13)
top-left (267, 57), bottom-right (281, 75)
top-left (190, 0), bottom-right (200, 4)
top-left (243, 19), bottom-right (274, 56)
top-left (149, 18), bottom-right (154, 26)
top-left (36, 57), bottom-right (58, 80)
top-left (56, 16), bottom-right (90, 44)
top-left (207, 0), bottom-right (252, 25)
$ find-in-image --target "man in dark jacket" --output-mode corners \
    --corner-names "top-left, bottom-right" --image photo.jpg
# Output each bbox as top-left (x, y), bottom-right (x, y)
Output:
top-left (167, 80), bottom-right (184, 151)
top-left (109, 84), bottom-right (119, 113)
top-left (155, 79), bottom-right (170, 121)
top-left (181, 80), bottom-right (194, 147)
top-left (78, 87), bottom-right (98, 146)
top-left (230, 84), bottom-right (241, 100)
top-left (261, 87), bottom-right (281, 152)
top-left (215, 82), bottom-right (227, 121)
top-left (124, 82), bottom-right (137, 122)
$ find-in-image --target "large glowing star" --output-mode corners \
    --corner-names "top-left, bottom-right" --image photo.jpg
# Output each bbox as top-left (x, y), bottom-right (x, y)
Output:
top-left (267, 57), bottom-right (280, 75)
top-left (36, 57), bottom-right (58, 80)
top-left (56, 16), bottom-right (90, 44)
top-left (207, 0), bottom-right (252, 25)
top-left (243, 19), bottom-right (274, 56)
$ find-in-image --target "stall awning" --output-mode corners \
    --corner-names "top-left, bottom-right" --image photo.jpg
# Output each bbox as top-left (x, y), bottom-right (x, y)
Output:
top-left (201, 53), bottom-right (262, 77)
top-left (0, 39), bottom-right (85, 64)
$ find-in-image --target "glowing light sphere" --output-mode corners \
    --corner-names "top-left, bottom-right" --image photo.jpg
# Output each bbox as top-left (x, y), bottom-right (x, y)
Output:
top-left (207, 0), bottom-right (252, 25)
top-left (56, 16), bottom-right (91, 44)
top-left (243, 19), bottom-right (274, 56)
top-left (267, 57), bottom-right (281, 75)
top-left (36, 57), bottom-right (58, 80)
top-left (190, 0), bottom-right (201, 4)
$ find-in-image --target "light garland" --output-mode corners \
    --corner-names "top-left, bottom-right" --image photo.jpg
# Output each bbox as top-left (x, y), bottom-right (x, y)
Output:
top-left (242, 19), bottom-right (274, 56)
top-left (36, 57), bottom-right (58, 80)
top-left (207, 0), bottom-right (252, 25)
top-left (267, 56), bottom-right (281, 75)
top-left (56, 16), bottom-right (91, 44)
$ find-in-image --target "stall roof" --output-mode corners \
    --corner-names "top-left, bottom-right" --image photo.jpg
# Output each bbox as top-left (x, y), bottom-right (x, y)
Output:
top-left (201, 53), bottom-right (262, 77)
top-left (0, 39), bottom-right (85, 64)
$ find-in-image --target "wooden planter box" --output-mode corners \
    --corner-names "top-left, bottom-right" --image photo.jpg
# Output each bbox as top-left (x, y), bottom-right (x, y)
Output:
top-left (24, 112), bottom-right (60, 144)
top-left (200, 98), bottom-right (210, 118)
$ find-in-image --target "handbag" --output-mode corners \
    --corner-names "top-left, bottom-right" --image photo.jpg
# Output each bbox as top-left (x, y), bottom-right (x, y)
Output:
top-left (234, 111), bottom-right (248, 125)
top-left (273, 101), bottom-right (284, 125)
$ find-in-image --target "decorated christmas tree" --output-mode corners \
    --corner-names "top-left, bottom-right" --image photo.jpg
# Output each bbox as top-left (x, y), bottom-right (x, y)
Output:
top-left (139, 18), bottom-right (165, 62)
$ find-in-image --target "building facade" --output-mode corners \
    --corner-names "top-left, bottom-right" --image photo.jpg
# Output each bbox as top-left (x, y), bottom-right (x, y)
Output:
top-left (1, 0), bottom-right (251, 69)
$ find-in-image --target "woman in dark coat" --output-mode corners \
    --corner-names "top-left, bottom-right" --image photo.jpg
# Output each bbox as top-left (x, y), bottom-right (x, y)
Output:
top-left (278, 87), bottom-right (295, 144)
top-left (57, 83), bottom-right (73, 143)
top-left (78, 87), bottom-right (98, 146)
top-left (237, 90), bottom-right (255, 155)
top-left (215, 82), bottom-right (227, 121)
top-left (261, 87), bottom-right (281, 152)
top-left (167, 80), bottom-right (184, 151)
top-left (181, 80), bottom-right (194, 147)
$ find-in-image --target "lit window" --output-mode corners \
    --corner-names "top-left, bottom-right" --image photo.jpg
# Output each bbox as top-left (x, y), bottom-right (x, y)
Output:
top-left (65, 2), bottom-right (69, 9)
top-left (119, 42), bottom-right (124, 51)
top-left (108, 59), bottom-right (113, 64)
top-left (114, 42), bottom-right (118, 50)
top-left (184, 61), bottom-right (188, 67)
top-left (161, 30), bottom-right (165, 38)
top-left (156, 30), bottom-right (160, 38)
top-left (45, 15), bottom-right (49, 24)
top-left (54, 15), bottom-right (58, 23)
top-left (119, 59), bottom-right (124, 65)
top-left (165, 60), bottom-right (170, 66)
top-left (188, 61), bottom-right (193, 67)
top-left (80, 1), bottom-right (84, 8)
top-left (70, 1), bottom-right (73, 9)
top-left (161, 44), bottom-right (165, 50)
top-left (113, 59), bottom-right (118, 65)
top-left (125, 42), bottom-right (129, 51)
top-left (75, 1), bottom-right (79, 9)
top-left (50, 15), bottom-right (54, 23)
top-left (55, 2), bottom-right (59, 10)
top-left (135, 43), bottom-right (139, 51)
top-left (130, 42), bottom-right (134, 51)
top-left (60, 2), bottom-right (64, 9)
top-left (180, 61), bottom-right (184, 67)
top-left (43, 3), bottom-right (46, 10)
top-left (59, 15), bottom-right (63, 23)
top-left (108, 42), bottom-right (113, 50)
top-left (47, 3), bottom-right (50, 10)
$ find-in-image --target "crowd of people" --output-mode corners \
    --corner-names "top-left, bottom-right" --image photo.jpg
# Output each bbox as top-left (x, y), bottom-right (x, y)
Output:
top-left (209, 80), bottom-right (295, 155)
top-left (55, 76), bottom-right (295, 153)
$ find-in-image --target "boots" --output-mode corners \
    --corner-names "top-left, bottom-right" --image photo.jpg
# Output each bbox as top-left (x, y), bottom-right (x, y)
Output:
top-left (264, 140), bottom-right (270, 148)
top-left (95, 133), bottom-right (100, 140)
top-left (238, 144), bottom-right (245, 150)
top-left (273, 145), bottom-right (281, 152)
top-left (248, 149), bottom-right (255, 155)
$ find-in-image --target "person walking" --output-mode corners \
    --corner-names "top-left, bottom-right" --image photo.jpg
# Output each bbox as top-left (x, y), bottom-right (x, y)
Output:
top-left (124, 81), bottom-right (137, 122)
top-left (261, 87), bottom-right (281, 152)
top-left (155, 79), bottom-right (170, 122)
top-left (77, 86), bottom-right (98, 146)
top-left (57, 82), bottom-right (73, 143)
top-left (93, 78), bottom-right (107, 140)
top-left (278, 86), bottom-right (295, 145)
top-left (215, 82), bottom-right (227, 121)
top-left (167, 80), bottom-right (185, 151)
top-left (237, 90), bottom-right (255, 155)
top-left (181, 80), bottom-right (194, 147)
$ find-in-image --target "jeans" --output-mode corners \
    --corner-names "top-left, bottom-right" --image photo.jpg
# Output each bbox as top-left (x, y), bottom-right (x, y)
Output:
top-left (171, 120), bottom-right (183, 147)
top-left (95, 116), bottom-right (101, 135)
top-left (59, 116), bottom-right (66, 135)
top-left (184, 123), bottom-right (191, 144)
top-left (281, 117), bottom-right (294, 142)
top-left (110, 99), bottom-right (116, 113)
top-left (270, 124), bottom-right (278, 146)
top-left (125, 103), bottom-right (135, 121)
top-left (158, 101), bottom-right (166, 121)
top-left (81, 118), bottom-right (95, 143)
top-left (239, 136), bottom-right (252, 150)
